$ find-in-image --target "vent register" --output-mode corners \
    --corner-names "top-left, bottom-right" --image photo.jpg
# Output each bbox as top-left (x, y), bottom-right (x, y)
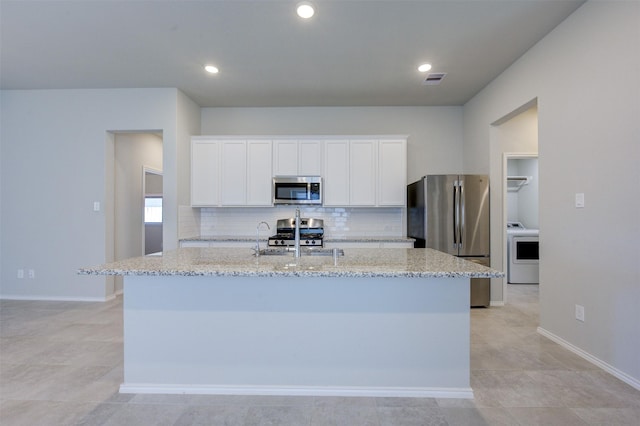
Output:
top-left (422, 72), bottom-right (447, 85)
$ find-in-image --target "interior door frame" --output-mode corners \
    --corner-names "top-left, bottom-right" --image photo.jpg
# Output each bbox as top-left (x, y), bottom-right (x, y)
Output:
top-left (502, 152), bottom-right (538, 304)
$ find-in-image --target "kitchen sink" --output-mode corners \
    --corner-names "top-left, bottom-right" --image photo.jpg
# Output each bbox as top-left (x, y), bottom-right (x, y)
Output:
top-left (257, 247), bottom-right (344, 257)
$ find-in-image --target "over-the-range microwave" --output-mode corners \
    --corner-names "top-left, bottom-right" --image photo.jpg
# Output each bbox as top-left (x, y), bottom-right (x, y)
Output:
top-left (273, 176), bottom-right (322, 205)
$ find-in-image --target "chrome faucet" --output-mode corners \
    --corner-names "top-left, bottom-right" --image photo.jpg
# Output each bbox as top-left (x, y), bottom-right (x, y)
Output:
top-left (255, 221), bottom-right (270, 256)
top-left (294, 208), bottom-right (301, 258)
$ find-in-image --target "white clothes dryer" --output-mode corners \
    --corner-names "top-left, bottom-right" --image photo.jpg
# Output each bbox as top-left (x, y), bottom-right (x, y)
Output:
top-left (507, 222), bottom-right (539, 284)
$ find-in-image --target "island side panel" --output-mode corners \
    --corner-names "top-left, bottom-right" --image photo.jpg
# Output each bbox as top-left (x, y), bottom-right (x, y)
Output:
top-left (122, 275), bottom-right (471, 397)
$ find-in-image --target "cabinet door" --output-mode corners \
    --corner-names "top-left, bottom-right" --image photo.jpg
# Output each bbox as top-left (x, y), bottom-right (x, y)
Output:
top-left (298, 140), bottom-right (323, 175)
top-left (323, 140), bottom-right (350, 206)
top-left (191, 139), bottom-right (220, 206)
top-left (272, 140), bottom-right (298, 176)
top-left (220, 140), bottom-right (247, 206)
top-left (378, 139), bottom-right (407, 206)
top-left (246, 140), bottom-right (273, 206)
top-left (349, 139), bottom-right (377, 206)
top-left (180, 241), bottom-right (211, 248)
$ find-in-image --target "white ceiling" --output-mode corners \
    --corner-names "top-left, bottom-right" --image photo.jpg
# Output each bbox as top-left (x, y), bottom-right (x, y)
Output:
top-left (0, 0), bottom-right (585, 107)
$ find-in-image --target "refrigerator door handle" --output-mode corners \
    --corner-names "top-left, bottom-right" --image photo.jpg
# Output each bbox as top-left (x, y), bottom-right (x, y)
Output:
top-left (459, 181), bottom-right (465, 249)
top-left (452, 182), bottom-right (458, 248)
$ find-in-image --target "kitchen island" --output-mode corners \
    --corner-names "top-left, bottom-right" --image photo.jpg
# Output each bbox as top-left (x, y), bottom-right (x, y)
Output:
top-left (79, 248), bottom-right (501, 398)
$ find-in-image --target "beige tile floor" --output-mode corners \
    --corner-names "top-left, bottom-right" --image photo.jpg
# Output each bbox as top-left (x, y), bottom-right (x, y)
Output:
top-left (1, 284), bottom-right (638, 425)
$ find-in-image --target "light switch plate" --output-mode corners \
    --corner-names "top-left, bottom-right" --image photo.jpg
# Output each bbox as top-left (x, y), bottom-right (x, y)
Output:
top-left (575, 193), bottom-right (585, 208)
top-left (93, 201), bottom-right (101, 212)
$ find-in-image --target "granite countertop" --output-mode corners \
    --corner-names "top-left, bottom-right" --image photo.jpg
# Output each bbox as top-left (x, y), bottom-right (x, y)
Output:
top-left (79, 247), bottom-right (503, 279)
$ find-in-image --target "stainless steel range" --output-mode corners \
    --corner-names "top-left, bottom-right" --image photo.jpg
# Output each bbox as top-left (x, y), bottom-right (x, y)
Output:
top-left (268, 218), bottom-right (324, 247)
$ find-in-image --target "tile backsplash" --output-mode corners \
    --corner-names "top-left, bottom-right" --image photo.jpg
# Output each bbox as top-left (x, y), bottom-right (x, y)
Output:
top-left (179, 206), bottom-right (405, 238)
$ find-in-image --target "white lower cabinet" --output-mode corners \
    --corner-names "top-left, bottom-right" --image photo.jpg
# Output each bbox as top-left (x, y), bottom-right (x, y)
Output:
top-left (324, 241), bottom-right (414, 249)
top-left (180, 241), bottom-right (257, 248)
top-left (183, 241), bottom-right (414, 249)
top-left (381, 241), bottom-right (414, 248)
top-left (180, 241), bottom-right (211, 248)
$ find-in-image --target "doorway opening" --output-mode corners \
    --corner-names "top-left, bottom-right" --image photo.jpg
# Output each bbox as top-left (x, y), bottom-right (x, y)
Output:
top-left (107, 131), bottom-right (163, 295)
top-left (143, 167), bottom-right (163, 255)
top-left (503, 154), bottom-right (539, 302)
top-left (490, 99), bottom-right (538, 305)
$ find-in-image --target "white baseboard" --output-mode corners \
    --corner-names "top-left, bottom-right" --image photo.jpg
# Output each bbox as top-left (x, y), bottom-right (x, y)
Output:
top-left (0, 294), bottom-right (115, 302)
top-left (490, 301), bottom-right (505, 307)
top-left (119, 384), bottom-right (474, 399)
top-left (537, 326), bottom-right (640, 391)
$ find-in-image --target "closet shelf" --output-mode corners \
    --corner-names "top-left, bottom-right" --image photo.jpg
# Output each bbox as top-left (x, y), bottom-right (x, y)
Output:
top-left (507, 176), bottom-right (531, 192)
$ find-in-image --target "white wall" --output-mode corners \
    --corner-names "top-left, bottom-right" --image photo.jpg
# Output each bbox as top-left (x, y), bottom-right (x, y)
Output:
top-left (0, 88), bottom-right (193, 300)
top-left (176, 90), bottom-right (202, 209)
top-left (463, 1), bottom-right (640, 385)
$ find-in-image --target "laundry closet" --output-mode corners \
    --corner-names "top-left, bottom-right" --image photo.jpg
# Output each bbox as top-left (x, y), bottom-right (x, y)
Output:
top-left (506, 158), bottom-right (539, 284)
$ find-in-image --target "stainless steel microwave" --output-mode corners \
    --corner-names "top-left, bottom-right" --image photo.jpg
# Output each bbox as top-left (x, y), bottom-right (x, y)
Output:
top-left (273, 176), bottom-right (322, 205)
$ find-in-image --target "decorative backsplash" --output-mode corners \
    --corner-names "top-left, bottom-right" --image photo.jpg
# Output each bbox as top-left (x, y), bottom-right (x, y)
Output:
top-left (179, 206), bottom-right (405, 239)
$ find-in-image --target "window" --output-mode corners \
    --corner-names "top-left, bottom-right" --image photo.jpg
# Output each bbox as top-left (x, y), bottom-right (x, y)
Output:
top-left (144, 197), bottom-right (162, 223)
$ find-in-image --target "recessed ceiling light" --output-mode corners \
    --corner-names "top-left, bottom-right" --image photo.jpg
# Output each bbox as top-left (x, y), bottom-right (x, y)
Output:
top-left (418, 63), bottom-right (432, 73)
top-left (296, 1), bottom-right (315, 19)
top-left (204, 65), bottom-right (219, 74)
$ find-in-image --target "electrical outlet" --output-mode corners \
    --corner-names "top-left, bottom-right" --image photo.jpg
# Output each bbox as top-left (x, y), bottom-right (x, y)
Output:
top-left (17, 269), bottom-right (24, 279)
top-left (28, 269), bottom-right (35, 279)
top-left (575, 304), bottom-right (585, 322)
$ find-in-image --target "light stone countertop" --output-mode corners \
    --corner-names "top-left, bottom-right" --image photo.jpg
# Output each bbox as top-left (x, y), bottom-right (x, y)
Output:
top-left (79, 247), bottom-right (503, 279)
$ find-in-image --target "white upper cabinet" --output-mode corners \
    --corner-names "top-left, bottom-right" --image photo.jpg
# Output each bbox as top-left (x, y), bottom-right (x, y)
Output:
top-left (378, 139), bottom-right (407, 206)
top-left (191, 138), bottom-right (272, 207)
top-left (273, 139), bottom-right (323, 176)
top-left (323, 137), bottom-right (406, 207)
top-left (192, 136), bottom-right (407, 208)
top-left (191, 139), bottom-right (221, 207)
top-left (220, 140), bottom-right (247, 206)
top-left (272, 140), bottom-right (298, 176)
top-left (298, 140), bottom-right (323, 175)
top-left (246, 140), bottom-right (273, 206)
top-left (349, 139), bottom-right (377, 206)
top-left (323, 140), bottom-right (350, 206)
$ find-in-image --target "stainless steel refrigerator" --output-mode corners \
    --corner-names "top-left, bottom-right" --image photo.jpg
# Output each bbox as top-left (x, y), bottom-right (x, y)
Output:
top-left (407, 175), bottom-right (491, 307)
